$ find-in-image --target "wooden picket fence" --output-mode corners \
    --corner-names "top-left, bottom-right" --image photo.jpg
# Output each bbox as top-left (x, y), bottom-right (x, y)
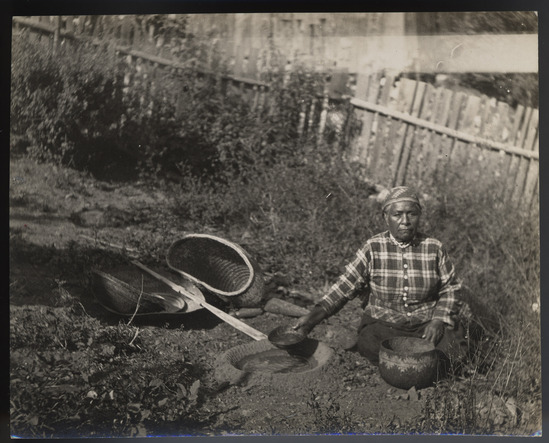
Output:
top-left (347, 74), bottom-right (539, 213)
top-left (12, 15), bottom-right (539, 213)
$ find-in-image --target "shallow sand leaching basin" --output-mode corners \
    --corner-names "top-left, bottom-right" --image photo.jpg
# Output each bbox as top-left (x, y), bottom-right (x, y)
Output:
top-left (215, 339), bottom-right (334, 387)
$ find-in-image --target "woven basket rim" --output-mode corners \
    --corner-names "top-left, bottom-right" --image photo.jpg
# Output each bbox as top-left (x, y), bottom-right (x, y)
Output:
top-left (165, 233), bottom-right (254, 297)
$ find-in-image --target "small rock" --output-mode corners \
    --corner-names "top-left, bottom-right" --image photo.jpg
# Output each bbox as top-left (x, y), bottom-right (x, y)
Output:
top-left (407, 386), bottom-right (419, 401)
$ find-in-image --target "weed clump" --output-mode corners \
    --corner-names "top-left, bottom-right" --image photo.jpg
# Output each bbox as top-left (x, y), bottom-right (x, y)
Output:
top-left (10, 303), bottom-right (205, 438)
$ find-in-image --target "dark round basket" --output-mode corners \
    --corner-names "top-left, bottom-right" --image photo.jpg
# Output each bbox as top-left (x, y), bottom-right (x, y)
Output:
top-left (166, 234), bottom-right (266, 308)
top-left (378, 337), bottom-right (439, 390)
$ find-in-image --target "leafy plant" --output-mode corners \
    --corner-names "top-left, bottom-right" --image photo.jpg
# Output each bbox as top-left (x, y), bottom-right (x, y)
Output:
top-left (307, 391), bottom-right (353, 434)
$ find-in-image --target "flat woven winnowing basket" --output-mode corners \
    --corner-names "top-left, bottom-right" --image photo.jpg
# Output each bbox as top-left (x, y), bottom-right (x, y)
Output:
top-left (91, 265), bottom-right (204, 316)
top-left (166, 234), bottom-right (266, 308)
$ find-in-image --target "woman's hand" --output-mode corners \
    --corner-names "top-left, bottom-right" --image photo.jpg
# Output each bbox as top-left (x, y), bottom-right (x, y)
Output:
top-left (292, 305), bottom-right (327, 334)
top-left (422, 319), bottom-right (445, 344)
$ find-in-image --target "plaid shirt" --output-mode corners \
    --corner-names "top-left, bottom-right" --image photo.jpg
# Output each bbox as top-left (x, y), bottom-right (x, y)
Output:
top-left (318, 231), bottom-right (461, 326)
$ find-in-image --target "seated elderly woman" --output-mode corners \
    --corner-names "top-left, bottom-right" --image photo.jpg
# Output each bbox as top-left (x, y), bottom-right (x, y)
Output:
top-left (294, 186), bottom-right (468, 366)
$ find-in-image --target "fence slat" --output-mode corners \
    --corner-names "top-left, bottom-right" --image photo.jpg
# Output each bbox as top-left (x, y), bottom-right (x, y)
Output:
top-left (120, 16), bottom-right (131, 46)
top-left (349, 73), bottom-right (371, 160)
top-left (523, 136), bottom-right (539, 211)
top-left (247, 47), bottom-right (260, 79)
top-left (528, 174), bottom-right (539, 214)
top-left (473, 97), bottom-right (498, 185)
top-left (490, 101), bottom-right (511, 195)
top-left (233, 44), bottom-right (245, 77)
top-left (453, 95), bottom-right (482, 181)
top-left (418, 85), bottom-right (445, 187)
top-left (508, 107), bottom-right (535, 204)
top-left (429, 87), bottom-right (453, 186)
top-left (511, 109), bottom-right (539, 205)
top-left (369, 75), bottom-right (394, 183)
top-left (390, 78), bottom-right (418, 186)
top-left (65, 16), bottom-right (74, 34)
top-left (101, 15), bottom-right (113, 40)
top-left (91, 16), bottom-right (101, 39)
top-left (357, 72), bottom-right (382, 164)
top-left (405, 82), bottom-right (435, 186)
top-left (437, 91), bottom-right (466, 186)
top-left (394, 80), bottom-right (426, 186)
top-left (318, 76), bottom-right (330, 142)
top-left (502, 105), bottom-right (526, 202)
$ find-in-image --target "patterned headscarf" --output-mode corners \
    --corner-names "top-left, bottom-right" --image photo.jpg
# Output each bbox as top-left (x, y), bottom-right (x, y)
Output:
top-left (382, 186), bottom-right (422, 213)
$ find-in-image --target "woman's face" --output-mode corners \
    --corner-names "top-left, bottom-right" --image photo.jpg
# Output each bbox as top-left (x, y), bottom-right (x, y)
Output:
top-left (383, 201), bottom-right (421, 243)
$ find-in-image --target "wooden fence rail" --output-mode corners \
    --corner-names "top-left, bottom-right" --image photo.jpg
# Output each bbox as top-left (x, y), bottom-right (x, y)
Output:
top-left (11, 15), bottom-right (539, 213)
top-left (346, 75), bottom-right (539, 212)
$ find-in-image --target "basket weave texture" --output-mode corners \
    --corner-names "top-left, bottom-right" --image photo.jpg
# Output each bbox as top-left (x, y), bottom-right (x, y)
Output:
top-left (91, 267), bottom-right (167, 315)
top-left (166, 234), bottom-right (266, 308)
top-left (91, 265), bottom-right (202, 316)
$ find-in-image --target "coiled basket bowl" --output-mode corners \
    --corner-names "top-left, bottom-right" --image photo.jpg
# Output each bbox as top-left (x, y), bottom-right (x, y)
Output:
top-left (378, 336), bottom-right (439, 390)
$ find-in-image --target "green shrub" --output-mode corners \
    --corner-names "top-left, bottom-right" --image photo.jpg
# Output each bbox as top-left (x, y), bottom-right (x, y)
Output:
top-left (10, 34), bottom-right (227, 179)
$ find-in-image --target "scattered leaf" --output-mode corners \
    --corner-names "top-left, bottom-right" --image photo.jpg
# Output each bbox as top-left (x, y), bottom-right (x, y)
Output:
top-left (149, 378), bottom-right (164, 388)
top-left (128, 403), bottom-right (141, 413)
top-left (176, 382), bottom-right (187, 396)
top-left (189, 380), bottom-right (200, 402)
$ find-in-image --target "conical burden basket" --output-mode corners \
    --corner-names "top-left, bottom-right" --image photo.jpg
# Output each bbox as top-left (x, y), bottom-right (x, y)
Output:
top-left (166, 234), bottom-right (266, 308)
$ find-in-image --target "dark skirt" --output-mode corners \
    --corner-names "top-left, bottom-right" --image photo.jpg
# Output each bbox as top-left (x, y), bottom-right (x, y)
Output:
top-left (356, 313), bottom-right (469, 366)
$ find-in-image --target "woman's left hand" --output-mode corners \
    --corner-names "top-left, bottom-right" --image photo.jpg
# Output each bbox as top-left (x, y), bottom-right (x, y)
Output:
top-left (422, 319), bottom-right (445, 344)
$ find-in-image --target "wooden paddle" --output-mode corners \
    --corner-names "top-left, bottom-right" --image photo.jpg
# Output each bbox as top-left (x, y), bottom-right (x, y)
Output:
top-left (132, 260), bottom-right (267, 341)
